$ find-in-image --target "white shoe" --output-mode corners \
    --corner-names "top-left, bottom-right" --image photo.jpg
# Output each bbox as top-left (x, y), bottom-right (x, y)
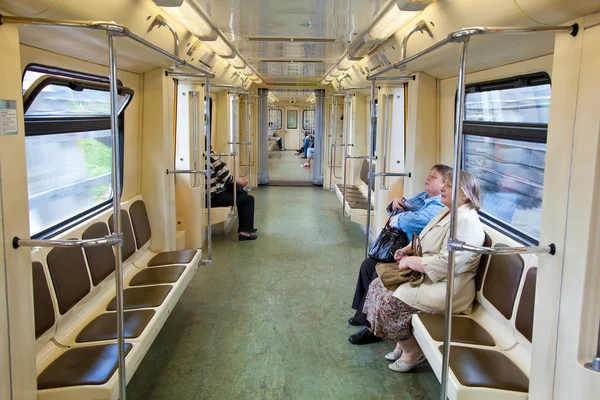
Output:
top-left (385, 349), bottom-right (403, 361)
top-left (389, 354), bottom-right (427, 372)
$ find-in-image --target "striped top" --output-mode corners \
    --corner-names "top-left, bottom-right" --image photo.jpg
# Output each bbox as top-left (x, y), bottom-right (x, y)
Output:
top-left (208, 154), bottom-right (233, 196)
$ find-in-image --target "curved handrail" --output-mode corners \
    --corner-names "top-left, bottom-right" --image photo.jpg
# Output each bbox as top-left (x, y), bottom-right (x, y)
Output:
top-left (448, 239), bottom-right (555, 256)
top-left (13, 234), bottom-right (122, 249)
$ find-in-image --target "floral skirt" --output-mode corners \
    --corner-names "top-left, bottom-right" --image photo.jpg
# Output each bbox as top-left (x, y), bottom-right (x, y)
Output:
top-left (363, 277), bottom-right (421, 341)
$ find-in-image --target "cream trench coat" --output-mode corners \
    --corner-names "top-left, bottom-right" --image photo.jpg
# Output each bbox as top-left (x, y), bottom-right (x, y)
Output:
top-left (393, 204), bottom-right (485, 314)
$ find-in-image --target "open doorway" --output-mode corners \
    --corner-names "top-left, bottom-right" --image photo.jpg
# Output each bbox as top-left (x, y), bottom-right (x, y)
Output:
top-left (267, 89), bottom-right (317, 186)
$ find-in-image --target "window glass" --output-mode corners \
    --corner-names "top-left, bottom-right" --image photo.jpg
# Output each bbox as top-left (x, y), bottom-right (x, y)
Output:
top-left (303, 109), bottom-right (315, 131)
top-left (464, 136), bottom-right (544, 240)
top-left (25, 83), bottom-right (130, 118)
top-left (27, 130), bottom-right (113, 235)
top-left (465, 84), bottom-right (551, 124)
top-left (22, 65), bottom-right (132, 238)
top-left (269, 109), bottom-right (282, 130)
top-left (463, 74), bottom-right (549, 243)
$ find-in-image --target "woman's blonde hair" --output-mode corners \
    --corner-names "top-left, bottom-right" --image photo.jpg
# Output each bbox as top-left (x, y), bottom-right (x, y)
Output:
top-left (446, 170), bottom-right (481, 211)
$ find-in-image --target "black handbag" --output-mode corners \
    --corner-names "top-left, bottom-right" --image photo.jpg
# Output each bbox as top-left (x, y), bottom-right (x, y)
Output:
top-left (368, 215), bottom-right (410, 262)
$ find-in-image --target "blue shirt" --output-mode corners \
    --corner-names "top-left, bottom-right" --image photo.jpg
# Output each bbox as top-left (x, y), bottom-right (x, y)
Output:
top-left (386, 191), bottom-right (444, 239)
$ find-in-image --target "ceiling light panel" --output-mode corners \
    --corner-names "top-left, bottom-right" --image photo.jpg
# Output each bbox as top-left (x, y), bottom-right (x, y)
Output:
top-left (191, 0), bottom-right (388, 81)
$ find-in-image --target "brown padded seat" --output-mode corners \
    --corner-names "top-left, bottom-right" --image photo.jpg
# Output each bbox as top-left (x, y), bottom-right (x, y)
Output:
top-left (32, 262), bottom-right (56, 339)
top-left (474, 233), bottom-right (492, 291)
top-left (37, 343), bottom-right (133, 389)
top-left (129, 200), bottom-right (152, 249)
top-left (482, 244), bottom-right (524, 320)
top-left (419, 314), bottom-right (495, 346)
top-left (515, 268), bottom-right (537, 342)
top-left (83, 223), bottom-right (115, 286)
top-left (106, 286), bottom-right (172, 311)
top-left (443, 345), bottom-right (529, 392)
top-left (129, 265), bottom-right (186, 286)
top-left (109, 211), bottom-right (136, 262)
top-left (76, 310), bottom-right (155, 343)
top-left (336, 184), bottom-right (359, 190)
top-left (147, 249), bottom-right (197, 267)
top-left (47, 246), bottom-right (91, 315)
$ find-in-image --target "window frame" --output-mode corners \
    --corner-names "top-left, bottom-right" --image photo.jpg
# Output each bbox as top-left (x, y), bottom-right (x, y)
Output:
top-left (462, 72), bottom-right (551, 246)
top-left (23, 65), bottom-right (133, 240)
top-left (302, 109), bottom-right (315, 131)
top-left (269, 108), bottom-right (282, 130)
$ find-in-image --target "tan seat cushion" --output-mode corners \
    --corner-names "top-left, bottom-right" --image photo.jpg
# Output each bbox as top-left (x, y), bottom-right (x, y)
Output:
top-left (419, 314), bottom-right (495, 346)
top-left (147, 249), bottom-right (197, 267)
top-left (106, 286), bottom-right (172, 311)
top-left (129, 265), bottom-right (186, 286)
top-left (37, 343), bottom-right (133, 389)
top-left (442, 345), bottom-right (529, 392)
top-left (76, 310), bottom-right (155, 343)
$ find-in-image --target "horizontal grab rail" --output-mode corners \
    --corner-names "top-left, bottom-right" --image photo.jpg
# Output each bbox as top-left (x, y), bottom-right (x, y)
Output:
top-left (166, 169), bottom-right (208, 175)
top-left (448, 239), bottom-right (556, 256)
top-left (370, 172), bottom-right (411, 178)
top-left (228, 141), bottom-right (251, 145)
top-left (13, 234), bottom-right (122, 249)
top-left (345, 155), bottom-right (369, 160)
top-left (212, 152), bottom-right (236, 157)
top-left (331, 143), bottom-right (354, 147)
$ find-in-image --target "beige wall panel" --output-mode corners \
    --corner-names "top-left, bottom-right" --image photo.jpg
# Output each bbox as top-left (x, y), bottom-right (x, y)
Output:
top-left (439, 55), bottom-right (553, 166)
top-left (0, 24), bottom-right (37, 400)
top-left (350, 94), bottom-right (367, 187)
top-left (515, 0), bottom-right (600, 24)
top-left (19, 45), bottom-right (143, 200)
top-left (142, 68), bottom-right (176, 252)
top-left (553, 22), bottom-right (600, 399)
top-left (173, 83), bottom-right (205, 249)
top-left (527, 30), bottom-right (583, 400)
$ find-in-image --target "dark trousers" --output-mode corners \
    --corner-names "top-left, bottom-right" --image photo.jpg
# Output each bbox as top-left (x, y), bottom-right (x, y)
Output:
top-left (211, 191), bottom-right (255, 233)
top-left (351, 257), bottom-right (379, 326)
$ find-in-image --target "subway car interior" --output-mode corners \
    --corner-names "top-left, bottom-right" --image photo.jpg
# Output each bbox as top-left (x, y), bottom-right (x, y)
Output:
top-left (1, 0), bottom-right (600, 399)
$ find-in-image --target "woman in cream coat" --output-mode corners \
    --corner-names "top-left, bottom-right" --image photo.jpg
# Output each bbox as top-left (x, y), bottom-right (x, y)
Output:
top-left (361, 170), bottom-right (485, 373)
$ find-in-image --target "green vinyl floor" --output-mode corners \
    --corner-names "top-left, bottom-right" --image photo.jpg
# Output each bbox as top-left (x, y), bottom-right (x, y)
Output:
top-left (127, 186), bottom-right (439, 400)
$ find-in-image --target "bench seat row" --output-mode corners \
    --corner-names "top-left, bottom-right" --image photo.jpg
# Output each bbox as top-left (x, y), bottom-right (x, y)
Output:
top-left (413, 236), bottom-right (537, 399)
top-left (32, 195), bottom-right (202, 400)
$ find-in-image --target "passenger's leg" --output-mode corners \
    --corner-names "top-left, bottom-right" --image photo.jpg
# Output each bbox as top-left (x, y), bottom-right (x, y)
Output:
top-left (236, 193), bottom-right (255, 234)
top-left (350, 257), bottom-right (378, 326)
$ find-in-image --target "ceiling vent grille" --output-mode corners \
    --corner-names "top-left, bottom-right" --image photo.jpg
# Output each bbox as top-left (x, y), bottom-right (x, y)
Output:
top-left (247, 37), bottom-right (337, 43)
top-left (260, 59), bottom-right (324, 64)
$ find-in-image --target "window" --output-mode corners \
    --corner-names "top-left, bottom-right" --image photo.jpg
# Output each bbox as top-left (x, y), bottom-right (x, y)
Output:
top-left (287, 109), bottom-right (298, 129)
top-left (269, 108), bottom-right (282, 130)
top-left (463, 73), bottom-right (550, 244)
top-left (302, 109), bottom-right (315, 131)
top-left (23, 65), bottom-right (133, 238)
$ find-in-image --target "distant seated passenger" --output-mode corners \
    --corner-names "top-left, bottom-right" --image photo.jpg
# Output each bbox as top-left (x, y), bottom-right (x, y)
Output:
top-left (348, 164), bottom-right (451, 337)
top-left (357, 170), bottom-right (484, 373)
top-left (207, 147), bottom-right (257, 241)
top-left (269, 133), bottom-right (284, 150)
top-left (301, 147), bottom-right (314, 168)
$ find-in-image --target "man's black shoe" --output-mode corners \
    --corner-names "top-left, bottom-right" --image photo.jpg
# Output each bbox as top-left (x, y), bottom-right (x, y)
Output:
top-left (239, 234), bottom-right (257, 241)
top-left (348, 317), bottom-right (362, 326)
top-left (348, 327), bottom-right (382, 345)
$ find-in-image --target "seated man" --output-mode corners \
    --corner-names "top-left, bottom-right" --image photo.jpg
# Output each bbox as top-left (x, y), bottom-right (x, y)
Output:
top-left (296, 132), bottom-right (313, 157)
top-left (348, 164), bottom-right (452, 343)
top-left (207, 146), bottom-right (257, 241)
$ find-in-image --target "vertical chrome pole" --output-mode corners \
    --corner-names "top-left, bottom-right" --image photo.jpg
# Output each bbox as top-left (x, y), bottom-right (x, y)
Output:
top-left (205, 78), bottom-right (213, 262)
top-left (108, 32), bottom-right (126, 400)
top-left (342, 92), bottom-right (350, 218)
top-left (441, 39), bottom-right (469, 400)
top-left (191, 91), bottom-right (199, 188)
top-left (246, 95), bottom-right (251, 186)
top-left (330, 94), bottom-right (337, 192)
top-left (381, 94), bottom-right (391, 190)
top-left (329, 94), bottom-right (335, 191)
top-left (365, 80), bottom-right (376, 258)
top-left (232, 89), bottom-right (238, 217)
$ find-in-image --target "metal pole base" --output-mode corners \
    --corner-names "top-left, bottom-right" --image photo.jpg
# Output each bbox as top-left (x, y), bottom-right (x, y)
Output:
top-left (584, 357), bottom-right (600, 372)
top-left (200, 259), bottom-right (213, 266)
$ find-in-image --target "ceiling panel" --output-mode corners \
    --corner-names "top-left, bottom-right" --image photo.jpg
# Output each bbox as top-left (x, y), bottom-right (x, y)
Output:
top-left (192, 0), bottom-right (388, 82)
